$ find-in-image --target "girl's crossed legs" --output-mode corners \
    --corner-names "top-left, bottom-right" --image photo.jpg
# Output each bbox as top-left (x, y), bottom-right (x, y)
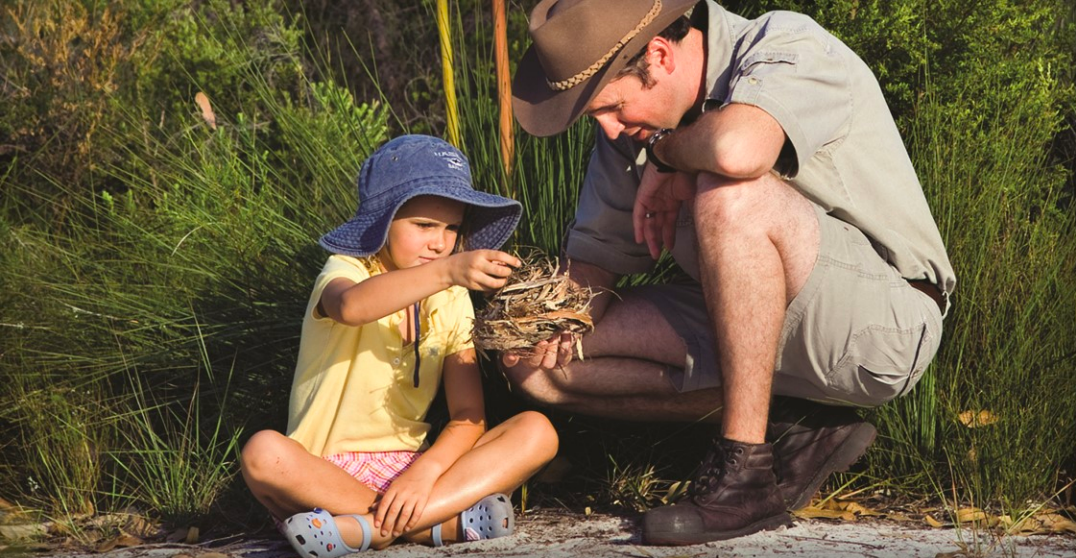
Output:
top-left (240, 411), bottom-right (558, 549)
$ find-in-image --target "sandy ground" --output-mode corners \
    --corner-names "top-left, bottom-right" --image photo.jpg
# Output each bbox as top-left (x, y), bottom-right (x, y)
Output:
top-left (18, 508), bottom-right (1076, 558)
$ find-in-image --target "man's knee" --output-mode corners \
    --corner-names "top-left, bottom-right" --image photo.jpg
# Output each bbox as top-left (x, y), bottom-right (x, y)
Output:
top-left (692, 172), bottom-right (798, 233)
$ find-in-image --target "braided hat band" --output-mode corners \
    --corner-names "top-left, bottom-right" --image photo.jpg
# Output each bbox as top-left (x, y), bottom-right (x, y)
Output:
top-left (511, 0), bottom-right (699, 137)
top-left (546, 0), bottom-right (663, 91)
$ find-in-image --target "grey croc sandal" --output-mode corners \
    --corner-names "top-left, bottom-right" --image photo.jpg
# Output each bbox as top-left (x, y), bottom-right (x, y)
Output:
top-left (283, 508), bottom-right (371, 557)
top-left (460, 493), bottom-right (514, 542)
top-left (430, 493), bottom-right (514, 546)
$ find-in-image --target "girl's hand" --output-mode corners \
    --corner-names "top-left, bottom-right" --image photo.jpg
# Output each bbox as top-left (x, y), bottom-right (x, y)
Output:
top-left (445, 250), bottom-right (520, 291)
top-left (374, 467), bottom-right (438, 537)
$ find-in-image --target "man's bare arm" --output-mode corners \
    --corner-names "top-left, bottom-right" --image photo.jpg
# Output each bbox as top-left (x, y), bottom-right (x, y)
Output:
top-left (634, 103), bottom-right (788, 257)
top-left (652, 103), bottom-right (786, 179)
top-left (561, 257), bottom-right (620, 325)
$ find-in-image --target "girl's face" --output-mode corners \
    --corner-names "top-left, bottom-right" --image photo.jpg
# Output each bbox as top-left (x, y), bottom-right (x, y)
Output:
top-left (378, 195), bottom-right (465, 271)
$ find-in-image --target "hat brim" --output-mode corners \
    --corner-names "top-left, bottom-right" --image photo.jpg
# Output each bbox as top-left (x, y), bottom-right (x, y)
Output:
top-left (319, 181), bottom-right (522, 258)
top-left (512, 0), bottom-right (698, 137)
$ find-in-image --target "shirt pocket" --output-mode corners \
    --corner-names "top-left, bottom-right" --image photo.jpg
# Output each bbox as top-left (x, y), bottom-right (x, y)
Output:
top-left (732, 51), bottom-right (800, 103)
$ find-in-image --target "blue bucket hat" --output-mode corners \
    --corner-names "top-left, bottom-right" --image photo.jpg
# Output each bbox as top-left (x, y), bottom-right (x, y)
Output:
top-left (320, 135), bottom-right (522, 257)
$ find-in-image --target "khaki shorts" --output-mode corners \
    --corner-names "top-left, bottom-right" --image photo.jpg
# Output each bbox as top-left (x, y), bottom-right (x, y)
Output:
top-left (635, 205), bottom-right (944, 407)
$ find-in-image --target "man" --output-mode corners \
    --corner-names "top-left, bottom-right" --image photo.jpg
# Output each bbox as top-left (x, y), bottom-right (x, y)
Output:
top-left (504, 0), bottom-right (955, 546)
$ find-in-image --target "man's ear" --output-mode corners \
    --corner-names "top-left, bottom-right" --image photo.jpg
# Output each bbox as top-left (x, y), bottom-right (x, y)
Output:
top-left (646, 36), bottom-right (676, 76)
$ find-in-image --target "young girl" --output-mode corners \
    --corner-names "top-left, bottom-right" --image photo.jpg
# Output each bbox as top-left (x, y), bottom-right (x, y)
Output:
top-left (240, 135), bottom-right (559, 554)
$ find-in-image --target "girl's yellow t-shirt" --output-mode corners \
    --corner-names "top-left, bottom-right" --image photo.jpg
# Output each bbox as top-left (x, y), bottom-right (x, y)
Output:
top-left (286, 255), bottom-right (475, 457)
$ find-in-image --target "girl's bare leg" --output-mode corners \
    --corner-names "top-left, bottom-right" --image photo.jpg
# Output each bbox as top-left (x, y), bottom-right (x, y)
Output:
top-left (240, 430), bottom-right (395, 549)
top-left (241, 411), bottom-right (557, 548)
top-left (400, 411), bottom-right (558, 544)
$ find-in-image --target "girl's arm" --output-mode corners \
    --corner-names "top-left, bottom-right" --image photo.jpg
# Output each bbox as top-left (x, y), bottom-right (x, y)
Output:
top-left (320, 250), bottom-right (520, 326)
top-left (373, 348), bottom-right (487, 536)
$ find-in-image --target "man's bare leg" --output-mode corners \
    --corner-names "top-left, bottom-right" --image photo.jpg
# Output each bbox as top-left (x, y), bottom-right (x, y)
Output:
top-left (642, 172), bottom-right (819, 544)
top-left (693, 172), bottom-right (819, 444)
top-left (501, 289), bottom-right (724, 422)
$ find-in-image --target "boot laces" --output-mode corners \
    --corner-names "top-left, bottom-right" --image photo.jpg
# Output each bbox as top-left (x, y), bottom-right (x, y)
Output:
top-left (689, 439), bottom-right (739, 497)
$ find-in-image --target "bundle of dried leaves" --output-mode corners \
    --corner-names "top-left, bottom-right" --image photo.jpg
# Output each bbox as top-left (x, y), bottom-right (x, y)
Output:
top-left (473, 252), bottom-right (595, 359)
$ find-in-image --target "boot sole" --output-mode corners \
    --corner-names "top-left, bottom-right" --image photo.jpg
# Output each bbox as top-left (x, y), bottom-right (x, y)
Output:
top-left (785, 422), bottom-right (877, 511)
top-left (644, 511), bottom-right (794, 546)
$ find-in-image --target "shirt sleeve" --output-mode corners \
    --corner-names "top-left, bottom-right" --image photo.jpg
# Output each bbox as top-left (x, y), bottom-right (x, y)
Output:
top-left (564, 130), bottom-right (656, 275)
top-left (725, 12), bottom-right (853, 178)
top-left (305, 255), bottom-right (373, 321)
top-left (441, 286), bottom-right (476, 356)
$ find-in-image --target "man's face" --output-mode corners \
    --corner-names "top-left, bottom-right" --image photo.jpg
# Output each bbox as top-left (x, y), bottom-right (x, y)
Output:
top-left (585, 74), bottom-right (681, 142)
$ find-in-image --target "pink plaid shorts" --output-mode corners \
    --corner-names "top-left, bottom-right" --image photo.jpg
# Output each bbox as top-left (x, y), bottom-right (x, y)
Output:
top-left (324, 450), bottom-right (422, 494)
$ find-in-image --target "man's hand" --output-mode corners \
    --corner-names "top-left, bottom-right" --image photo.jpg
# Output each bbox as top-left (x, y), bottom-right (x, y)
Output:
top-left (633, 165), bottom-right (697, 259)
top-left (501, 331), bottom-right (575, 370)
top-left (445, 250), bottom-right (520, 291)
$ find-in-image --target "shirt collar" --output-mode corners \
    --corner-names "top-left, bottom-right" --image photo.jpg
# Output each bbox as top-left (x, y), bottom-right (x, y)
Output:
top-left (699, 0), bottom-right (749, 113)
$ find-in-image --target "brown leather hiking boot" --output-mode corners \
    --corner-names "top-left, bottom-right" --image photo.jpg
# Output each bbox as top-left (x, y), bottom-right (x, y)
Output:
top-left (642, 438), bottom-right (793, 545)
top-left (768, 397), bottom-right (878, 511)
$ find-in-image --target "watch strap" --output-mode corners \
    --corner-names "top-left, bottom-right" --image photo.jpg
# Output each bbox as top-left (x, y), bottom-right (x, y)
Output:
top-left (645, 128), bottom-right (676, 173)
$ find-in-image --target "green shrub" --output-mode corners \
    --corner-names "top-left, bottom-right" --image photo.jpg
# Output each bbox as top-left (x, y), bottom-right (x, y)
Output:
top-left (0, 0), bottom-right (308, 229)
top-left (1, 0), bottom-right (1073, 527)
top-left (0, 0), bottom-right (389, 522)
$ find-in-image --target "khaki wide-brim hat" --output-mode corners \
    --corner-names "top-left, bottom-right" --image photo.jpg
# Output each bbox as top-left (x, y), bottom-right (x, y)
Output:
top-left (512, 0), bottom-right (698, 137)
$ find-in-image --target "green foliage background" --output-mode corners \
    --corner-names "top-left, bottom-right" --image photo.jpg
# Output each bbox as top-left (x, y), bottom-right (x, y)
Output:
top-left (1, 0), bottom-right (1074, 538)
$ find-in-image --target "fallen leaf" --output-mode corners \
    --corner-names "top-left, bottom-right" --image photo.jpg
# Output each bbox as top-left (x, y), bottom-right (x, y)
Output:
top-left (115, 533), bottom-right (142, 547)
top-left (793, 499), bottom-right (884, 521)
top-left (124, 514), bottom-right (160, 538)
top-left (925, 514), bottom-right (947, 528)
top-left (184, 525), bottom-right (199, 544)
top-left (96, 537), bottom-right (119, 553)
top-left (958, 410), bottom-right (998, 428)
top-left (0, 523), bottom-right (48, 540)
top-left (794, 507), bottom-right (856, 521)
top-left (825, 500), bottom-right (884, 517)
top-left (195, 92), bottom-right (217, 130)
top-left (955, 507), bottom-right (990, 523)
top-left (1038, 513), bottom-right (1076, 534)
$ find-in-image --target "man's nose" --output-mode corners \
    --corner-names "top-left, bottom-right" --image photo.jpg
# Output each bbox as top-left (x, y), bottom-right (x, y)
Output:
top-left (595, 114), bottom-right (624, 140)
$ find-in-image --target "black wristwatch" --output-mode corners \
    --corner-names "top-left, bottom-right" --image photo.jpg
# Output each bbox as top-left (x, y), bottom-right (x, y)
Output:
top-left (645, 128), bottom-right (676, 173)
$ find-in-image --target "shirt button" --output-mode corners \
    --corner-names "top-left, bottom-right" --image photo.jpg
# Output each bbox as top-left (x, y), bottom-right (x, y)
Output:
top-left (748, 77), bottom-right (759, 85)
top-left (393, 358), bottom-right (400, 365)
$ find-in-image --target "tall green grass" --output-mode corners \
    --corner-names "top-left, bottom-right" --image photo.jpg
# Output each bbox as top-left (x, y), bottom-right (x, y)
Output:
top-left (108, 340), bottom-right (242, 525)
top-left (867, 68), bottom-right (1076, 508)
top-left (436, 0), bottom-right (593, 255)
top-left (0, 1), bottom-right (389, 530)
top-left (1, 0), bottom-right (1073, 532)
